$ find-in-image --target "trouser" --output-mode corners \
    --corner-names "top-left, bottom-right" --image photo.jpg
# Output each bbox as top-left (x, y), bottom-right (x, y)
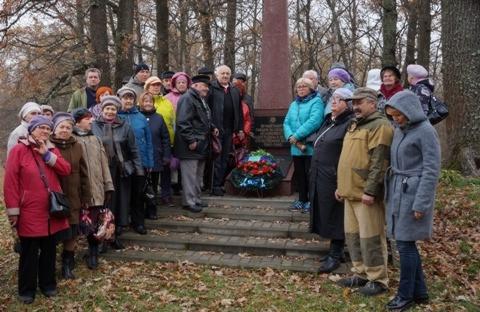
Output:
top-left (130, 175), bottom-right (146, 226)
top-left (213, 128), bottom-right (233, 188)
top-left (344, 199), bottom-right (388, 286)
top-left (180, 159), bottom-right (206, 207)
top-left (160, 165), bottom-right (172, 199)
top-left (18, 236), bottom-right (57, 297)
top-left (293, 156), bottom-right (311, 202)
top-left (329, 239), bottom-right (345, 259)
top-left (110, 165), bottom-right (132, 227)
top-left (396, 240), bottom-right (428, 299)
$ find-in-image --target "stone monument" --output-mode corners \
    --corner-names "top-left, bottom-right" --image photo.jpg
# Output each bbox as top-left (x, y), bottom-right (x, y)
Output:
top-left (226, 0), bottom-right (294, 196)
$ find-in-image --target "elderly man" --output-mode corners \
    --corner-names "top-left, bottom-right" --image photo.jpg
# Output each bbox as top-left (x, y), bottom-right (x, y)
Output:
top-left (175, 74), bottom-right (218, 212)
top-left (67, 68), bottom-right (101, 112)
top-left (125, 63), bottom-right (151, 100)
top-left (335, 87), bottom-right (394, 296)
top-left (207, 65), bottom-right (243, 196)
top-left (302, 70), bottom-right (329, 104)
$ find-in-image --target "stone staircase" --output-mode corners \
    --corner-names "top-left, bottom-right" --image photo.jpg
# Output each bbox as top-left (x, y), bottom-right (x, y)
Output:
top-left (103, 195), bottom-right (349, 273)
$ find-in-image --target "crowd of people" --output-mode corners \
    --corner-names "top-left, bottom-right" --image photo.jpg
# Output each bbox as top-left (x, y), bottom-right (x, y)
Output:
top-left (4, 61), bottom-right (441, 311)
top-left (285, 63), bottom-right (440, 311)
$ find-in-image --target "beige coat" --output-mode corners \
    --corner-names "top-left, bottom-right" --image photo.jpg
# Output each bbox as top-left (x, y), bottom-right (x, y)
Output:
top-left (73, 129), bottom-right (114, 206)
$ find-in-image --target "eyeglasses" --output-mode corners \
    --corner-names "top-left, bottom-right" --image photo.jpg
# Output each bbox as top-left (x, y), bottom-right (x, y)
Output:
top-left (296, 85), bottom-right (308, 89)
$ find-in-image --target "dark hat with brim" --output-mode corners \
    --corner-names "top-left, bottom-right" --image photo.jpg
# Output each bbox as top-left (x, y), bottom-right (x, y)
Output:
top-left (346, 87), bottom-right (378, 102)
top-left (191, 74), bottom-right (211, 85)
top-left (198, 67), bottom-right (214, 75)
top-left (161, 71), bottom-right (175, 79)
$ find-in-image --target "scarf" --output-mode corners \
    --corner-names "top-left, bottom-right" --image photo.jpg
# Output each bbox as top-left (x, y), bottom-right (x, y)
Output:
top-left (380, 83), bottom-right (404, 100)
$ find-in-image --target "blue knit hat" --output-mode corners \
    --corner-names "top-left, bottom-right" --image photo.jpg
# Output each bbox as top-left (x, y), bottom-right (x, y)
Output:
top-left (28, 115), bottom-right (53, 134)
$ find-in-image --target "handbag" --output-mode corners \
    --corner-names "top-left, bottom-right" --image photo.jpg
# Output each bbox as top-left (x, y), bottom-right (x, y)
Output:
top-left (427, 95), bottom-right (449, 125)
top-left (143, 173), bottom-right (156, 206)
top-left (31, 149), bottom-right (70, 219)
top-left (211, 134), bottom-right (222, 159)
top-left (114, 141), bottom-right (135, 177)
top-left (94, 207), bottom-right (115, 241)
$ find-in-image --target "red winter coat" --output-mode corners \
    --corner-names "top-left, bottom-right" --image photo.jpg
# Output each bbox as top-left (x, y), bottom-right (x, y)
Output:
top-left (4, 138), bottom-right (71, 237)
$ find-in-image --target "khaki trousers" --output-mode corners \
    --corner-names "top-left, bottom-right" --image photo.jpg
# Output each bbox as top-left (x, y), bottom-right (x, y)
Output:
top-left (344, 199), bottom-right (388, 286)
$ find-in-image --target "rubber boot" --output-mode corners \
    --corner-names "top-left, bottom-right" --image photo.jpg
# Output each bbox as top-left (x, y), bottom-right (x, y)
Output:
top-left (61, 250), bottom-right (76, 279)
top-left (86, 241), bottom-right (98, 270)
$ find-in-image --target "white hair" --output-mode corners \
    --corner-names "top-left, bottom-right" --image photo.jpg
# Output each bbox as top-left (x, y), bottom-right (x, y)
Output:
top-left (214, 65), bottom-right (231, 76)
top-left (302, 70), bottom-right (318, 80)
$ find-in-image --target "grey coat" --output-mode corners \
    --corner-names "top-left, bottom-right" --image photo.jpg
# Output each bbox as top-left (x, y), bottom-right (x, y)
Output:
top-left (384, 90), bottom-right (441, 241)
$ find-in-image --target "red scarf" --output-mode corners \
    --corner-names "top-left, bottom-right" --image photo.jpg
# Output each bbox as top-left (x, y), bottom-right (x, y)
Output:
top-left (380, 82), bottom-right (404, 100)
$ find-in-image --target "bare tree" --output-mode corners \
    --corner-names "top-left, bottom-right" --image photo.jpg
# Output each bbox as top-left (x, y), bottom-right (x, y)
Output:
top-left (416, 0), bottom-right (431, 68)
top-left (196, 0), bottom-right (214, 70)
top-left (89, 0), bottom-right (112, 86)
top-left (402, 0), bottom-right (418, 84)
top-left (224, 0), bottom-right (237, 71)
top-left (114, 0), bottom-right (134, 89)
top-left (382, 0), bottom-right (398, 66)
top-left (442, 0), bottom-right (480, 176)
top-left (156, 0), bottom-right (169, 73)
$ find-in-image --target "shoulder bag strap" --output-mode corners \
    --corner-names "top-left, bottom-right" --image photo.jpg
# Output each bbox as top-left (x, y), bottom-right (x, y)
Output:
top-left (30, 148), bottom-right (51, 192)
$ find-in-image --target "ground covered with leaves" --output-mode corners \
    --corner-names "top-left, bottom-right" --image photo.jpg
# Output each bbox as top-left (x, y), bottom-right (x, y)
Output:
top-left (0, 171), bottom-right (478, 311)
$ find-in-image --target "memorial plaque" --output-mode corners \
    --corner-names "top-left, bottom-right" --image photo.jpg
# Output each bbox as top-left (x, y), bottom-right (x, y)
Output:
top-left (253, 116), bottom-right (289, 149)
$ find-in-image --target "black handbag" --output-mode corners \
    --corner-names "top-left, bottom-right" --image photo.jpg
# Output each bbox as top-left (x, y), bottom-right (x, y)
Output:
top-left (31, 149), bottom-right (70, 219)
top-left (427, 95), bottom-right (449, 125)
top-left (143, 173), bottom-right (156, 206)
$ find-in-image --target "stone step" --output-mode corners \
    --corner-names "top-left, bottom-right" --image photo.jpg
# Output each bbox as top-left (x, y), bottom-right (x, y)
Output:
top-left (103, 248), bottom-right (350, 274)
top-left (145, 218), bottom-right (319, 240)
top-left (167, 195), bottom-right (294, 210)
top-left (155, 206), bottom-right (309, 222)
top-left (119, 231), bottom-right (328, 258)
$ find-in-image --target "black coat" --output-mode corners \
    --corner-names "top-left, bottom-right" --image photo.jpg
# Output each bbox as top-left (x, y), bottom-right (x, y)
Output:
top-left (309, 110), bottom-right (354, 239)
top-left (141, 109), bottom-right (171, 172)
top-left (174, 88), bottom-right (213, 160)
top-left (207, 80), bottom-right (243, 133)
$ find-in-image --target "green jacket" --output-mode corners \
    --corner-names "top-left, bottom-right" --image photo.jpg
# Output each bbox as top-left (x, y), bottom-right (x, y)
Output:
top-left (337, 111), bottom-right (393, 200)
top-left (67, 87), bottom-right (87, 112)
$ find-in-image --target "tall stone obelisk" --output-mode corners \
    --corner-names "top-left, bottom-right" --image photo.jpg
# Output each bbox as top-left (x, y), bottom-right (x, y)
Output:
top-left (257, 0), bottom-right (292, 112)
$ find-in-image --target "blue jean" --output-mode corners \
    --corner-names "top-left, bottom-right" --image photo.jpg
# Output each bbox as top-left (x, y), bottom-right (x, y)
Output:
top-left (396, 240), bottom-right (428, 300)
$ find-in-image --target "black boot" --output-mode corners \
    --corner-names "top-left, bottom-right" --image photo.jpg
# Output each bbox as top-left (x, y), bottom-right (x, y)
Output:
top-left (110, 237), bottom-right (125, 250)
top-left (86, 241), bottom-right (99, 270)
top-left (61, 250), bottom-right (76, 279)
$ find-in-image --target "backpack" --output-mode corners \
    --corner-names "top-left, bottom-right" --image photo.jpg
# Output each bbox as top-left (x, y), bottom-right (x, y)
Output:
top-left (427, 95), bottom-right (449, 125)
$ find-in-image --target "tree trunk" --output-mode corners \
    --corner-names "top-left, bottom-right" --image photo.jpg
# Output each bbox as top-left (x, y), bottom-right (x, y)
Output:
top-left (76, 0), bottom-right (86, 62)
top-left (224, 0), bottom-right (237, 71)
top-left (402, 0), bottom-right (418, 85)
top-left (416, 0), bottom-right (431, 68)
top-left (326, 0), bottom-right (349, 68)
top-left (382, 0), bottom-right (398, 66)
top-left (197, 0), bottom-right (214, 70)
top-left (114, 0), bottom-right (134, 90)
top-left (134, 0), bottom-right (143, 64)
top-left (178, 0), bottom-right (188, 71)
top-left (89, 0), bottom-right (112, 86)
top-left (442, 0), bottom-right (480, 176)
top-left (156, 0), bottom-right (169, 74)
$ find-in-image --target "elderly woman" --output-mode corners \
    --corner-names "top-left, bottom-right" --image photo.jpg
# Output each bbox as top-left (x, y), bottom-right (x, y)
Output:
top-left (309, 88), bottom-right (354, 273)
top-left (165, 72), bottom-right (191, 111)
top-left (117, 86), bottom-right (153, 234)
top-left (378, 66), bottom-right (404, 112)
top-left (72, 108), bottom-right (114, 269)
top-left (4, 116), bottom-right (71, 304)
top-left (139, 91), bottom-right (171, 219)
top-left (7, 102), bottom-right (42, 156)
top-left (92, 95), bottom-right (144, 249)
top-left (407, 64), bottom-right (433, 116)
top-left (323, 68), bottom-right (355, 117)
top-left (384, 90), bottom-right (441, 311)
top-left (90, 86), bottom-right (113, 119)
top-left (40, 105), bottom-right (55, 119)
top-left (50, 112), bottom-right (91, 279)
top-left (283, 77), bottom-right (324, 212)
top-left (145, 76), bottom-right (176, 204)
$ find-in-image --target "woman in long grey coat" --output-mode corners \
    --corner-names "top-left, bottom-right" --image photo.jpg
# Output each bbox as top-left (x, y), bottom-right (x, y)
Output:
top-left (384, 90), bottom-right (441, 311)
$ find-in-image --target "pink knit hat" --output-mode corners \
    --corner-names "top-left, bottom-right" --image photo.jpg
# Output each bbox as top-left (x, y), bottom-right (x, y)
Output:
top-left (407, 64), bottom-right (428, 85)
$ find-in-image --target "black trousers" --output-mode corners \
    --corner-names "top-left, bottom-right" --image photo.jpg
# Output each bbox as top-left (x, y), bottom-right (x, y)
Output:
top-left (213, 128), bottom-right (233, 188)
top-left (19, 236), bottom-right (57, 297)
top-left (293, 156), bottom-right (311, 202)
top-left (130, 175), bottom-right (146, 226)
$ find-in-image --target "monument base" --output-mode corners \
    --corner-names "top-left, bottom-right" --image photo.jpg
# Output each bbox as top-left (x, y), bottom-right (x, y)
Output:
top-left (225, 109), bottom-right (294, 197)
